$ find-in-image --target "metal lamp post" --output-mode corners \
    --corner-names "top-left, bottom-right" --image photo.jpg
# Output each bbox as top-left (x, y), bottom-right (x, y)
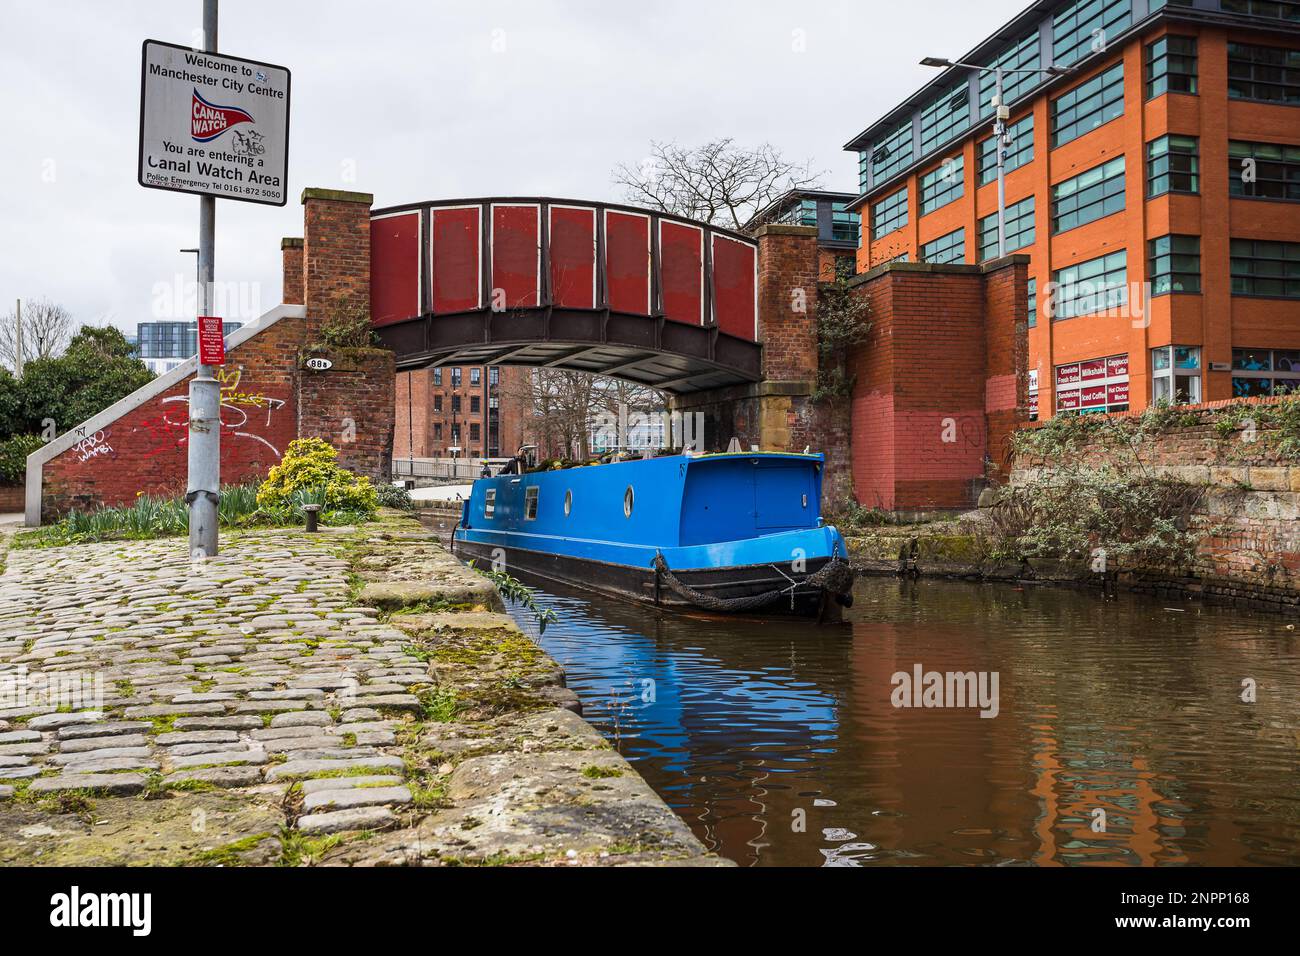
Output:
top-left (920, 57), bottom-right (1071, 259)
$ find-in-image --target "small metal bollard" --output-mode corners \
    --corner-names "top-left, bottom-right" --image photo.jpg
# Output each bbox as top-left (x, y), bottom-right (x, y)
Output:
top-left (303, 503), bottom-right (322, 533)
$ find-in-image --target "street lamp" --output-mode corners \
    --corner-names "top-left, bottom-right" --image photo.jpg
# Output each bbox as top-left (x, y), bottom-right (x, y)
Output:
top-left (921, 57), bottom-right (1072, 258)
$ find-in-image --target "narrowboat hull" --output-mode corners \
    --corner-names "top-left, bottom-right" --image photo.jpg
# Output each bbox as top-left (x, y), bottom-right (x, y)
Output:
top-left (452, 536), bottom-right (841, 616)
top-left (452, 451), bottom-right (854, 619)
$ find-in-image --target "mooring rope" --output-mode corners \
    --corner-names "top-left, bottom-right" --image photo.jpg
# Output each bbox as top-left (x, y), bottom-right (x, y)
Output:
top-left (651, 552), bottom-right (855, 613)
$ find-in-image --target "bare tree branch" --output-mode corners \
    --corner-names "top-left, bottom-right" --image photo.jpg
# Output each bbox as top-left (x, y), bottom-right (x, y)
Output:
top-left (612, 139), bottom-right (825, 229)
top-left (0, 299), bottom-right (75, 371)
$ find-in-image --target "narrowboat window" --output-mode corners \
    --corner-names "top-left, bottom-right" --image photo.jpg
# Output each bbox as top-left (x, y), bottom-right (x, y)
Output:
top-left (623, 485), bottom-right (634, 518)
top-left (525, 486), bottom-right (539, 520)
top-left (484, 489), bottom-right (496, 518)
top-left (564, 489), bottom-right (572, 516)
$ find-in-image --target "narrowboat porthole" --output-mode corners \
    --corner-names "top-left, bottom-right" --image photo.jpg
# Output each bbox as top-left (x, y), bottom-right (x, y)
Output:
top-left (525, 486), bottom-right (539, 520)
top-left (564, 489), bottom-right (572, 516)
top-left (623, 485), bottom-right (634, 518)
top-left (484, 489), bottom-right (496, 518)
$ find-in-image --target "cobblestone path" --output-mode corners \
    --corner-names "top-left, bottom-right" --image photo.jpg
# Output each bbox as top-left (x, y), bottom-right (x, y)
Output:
top-left (0, 521), bottom-right (719, 866)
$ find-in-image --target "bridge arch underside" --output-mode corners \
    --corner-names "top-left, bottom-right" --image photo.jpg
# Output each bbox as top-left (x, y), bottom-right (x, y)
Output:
top-left (377, 308), bottom-right (762, 394)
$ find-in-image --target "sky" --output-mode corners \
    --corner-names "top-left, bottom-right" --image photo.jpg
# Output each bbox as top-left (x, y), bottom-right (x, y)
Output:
top-left (0, 0), bottom-right (1027, 333)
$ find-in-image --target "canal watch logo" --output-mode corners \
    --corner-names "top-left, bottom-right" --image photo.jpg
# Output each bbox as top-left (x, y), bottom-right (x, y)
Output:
top-left (189, 88), bottom-right (253, 142)
top-left (139, 40), bottom-right (290, 206)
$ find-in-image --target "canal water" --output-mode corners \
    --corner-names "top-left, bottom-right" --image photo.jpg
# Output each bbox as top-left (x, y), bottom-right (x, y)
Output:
top-left (502, 573), bottom-right (1300, 867)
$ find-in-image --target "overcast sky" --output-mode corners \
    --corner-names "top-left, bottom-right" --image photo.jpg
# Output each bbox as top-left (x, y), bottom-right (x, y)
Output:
top-left (0, 0), bottom-right (1027, 333)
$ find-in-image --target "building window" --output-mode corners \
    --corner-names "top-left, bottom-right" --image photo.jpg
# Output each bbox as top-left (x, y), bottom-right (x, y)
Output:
top-left (1028, 277), bottom-right (1038, 328)
top-left (1050, 251), bottom-right (1128, 320)
top-left (977, 114), bottom-right (1034, 186)
top-left (470, 367), bottom-right (481, 385)
top-left (433, 395), bottom-right (443, 412)
top-left (524, 486), bottom-right (539, 520)
top-left (865, 118), bottom-right (914, 190)
top-left (1233, 347), bottom-right (1300, 398)
top-left (1146, 35), bottom-right (1198, 98)
top-left (489, 366), bottom-right (499, 386)
top-left (1221, 1), bottom-right (1300, 23)
top-left (470, 395), bottom-right (481, 413)
top-left (920, 228), bottom-right (965, 265)
top-left (1051, 62), bottom-right (1125, 148)
top-left (919, 83), bottom-right (971, 156)
top-left (979, 32), bottom-right (1041, 118)
top-left (1055, 354), bottom-right (1131, 415)
top-left (433, 367), bottom-right (442, 386)
top-left (470, 423), bottom-right (481, 442)
top-left (1231, 239), bottom-right (1300, 297)
top-left (1149, 235), bottom-right (1202, 295)
top-left (451, 367), bottom-right (462, 388)
top-left (778, 197), bottom-right (818, 226)
top-left (451, 395), bottom-right (461, 412)
top-left (1051, 156), bottom-right (1125, 234)
top-left (919, 156), bottom-right (964, 215)
top-left (1152, 346), bottom-right (1202, 405)
top-left (1227, 42), bottom-right (1300, 103)
top-left (1147, 135), bottom-right (1200, 197)
top-left (1228, 141), bottom-right (1300, 201)
top-left (434, 423), bottom-right (443, 440)
top-left (978, 196), bottom-right (1036, 261)
top-left (1052, 0), bottom-right (1132, 68)
top-left (831, 202), bottom-right (861, 243)
top-left (870, 187), bottom-right (909, 240)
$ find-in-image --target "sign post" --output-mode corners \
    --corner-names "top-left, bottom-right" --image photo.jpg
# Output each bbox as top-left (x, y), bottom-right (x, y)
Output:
top-left (138, 1), bottom-right (290, 558)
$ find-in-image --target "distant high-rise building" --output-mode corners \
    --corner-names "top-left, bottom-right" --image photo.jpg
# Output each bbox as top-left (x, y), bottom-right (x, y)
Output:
top-left (134, 320), bottom-right (242, 375)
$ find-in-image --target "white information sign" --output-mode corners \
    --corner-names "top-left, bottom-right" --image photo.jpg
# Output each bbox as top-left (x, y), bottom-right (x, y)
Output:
top-left (138, 39), bottom-right (291, 206)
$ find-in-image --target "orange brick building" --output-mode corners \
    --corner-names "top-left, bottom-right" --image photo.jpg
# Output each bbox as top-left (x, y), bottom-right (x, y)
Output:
top-left (845, 0), bottom-right (1300, 419)
top-left (392, 365), bottom-right (528, 461)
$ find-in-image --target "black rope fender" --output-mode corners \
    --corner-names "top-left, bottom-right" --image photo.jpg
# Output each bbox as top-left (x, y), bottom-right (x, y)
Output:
top-left (651, 552), bottom-right (855, 613)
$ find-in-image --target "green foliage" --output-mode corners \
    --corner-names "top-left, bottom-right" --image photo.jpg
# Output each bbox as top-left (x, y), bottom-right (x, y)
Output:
top-left (0, 433), bottom-right (44, 485)
top-left (375, 482), bottom-right (414, 510)
top-left (2, 325), bottom-right (153, 441)
top-left (470, 562), bottom-right (558, 634)
top-left (15, 480), bottom-right (376, 549)
top-left (986, 466), bottom-right (1205, 571)
top-left (314, 294), bottom-right (377, 349)
top-left (812, 278), bottom-right (872, 403)
top-left (828, 496), bottom-right (896, 529)
top-left (256, 438), bottom-right (379, 516)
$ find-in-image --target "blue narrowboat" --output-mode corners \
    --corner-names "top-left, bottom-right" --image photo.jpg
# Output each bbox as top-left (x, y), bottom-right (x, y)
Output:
top-left (452, 451), bottom-right (854, 617)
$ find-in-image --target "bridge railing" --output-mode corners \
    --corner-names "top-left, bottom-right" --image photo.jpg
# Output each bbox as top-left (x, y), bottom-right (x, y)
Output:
top-left (392, 458), bottom-right (510, 480)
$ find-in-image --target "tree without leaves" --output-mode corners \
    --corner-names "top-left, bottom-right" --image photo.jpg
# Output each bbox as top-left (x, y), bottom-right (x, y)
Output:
top-left (0, 299), bottom-right (74, 371)
top-left (612, 139), bottom-right (825, 230)
top-left (500, 368), bottom-right (666, 461)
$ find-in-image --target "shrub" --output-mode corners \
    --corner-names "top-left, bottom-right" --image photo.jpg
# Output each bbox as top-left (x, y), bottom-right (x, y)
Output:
top-left (0, 433), bottom-right (44, 485)
top-left (376, 482), bottom-right (414, 510)
top-left (256, 438), bottom-right (378, 516)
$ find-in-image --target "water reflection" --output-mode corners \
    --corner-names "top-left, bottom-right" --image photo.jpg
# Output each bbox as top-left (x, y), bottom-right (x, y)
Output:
top-left (503, 574), bottom-right (1300, 867)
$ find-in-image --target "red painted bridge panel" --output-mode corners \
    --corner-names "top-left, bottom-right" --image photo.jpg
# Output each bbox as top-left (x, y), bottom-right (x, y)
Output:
top-left (659, 220), bottom-right (704, 326)
top-left (431, 206), bottom-right (481, 313)
top-left (712, 234), bottom-right (757, 341)
top-left (549, 205), bottom-right (596, 309)
top-left (491, 204), bottom-right (540, 310)
top-left (370, 211), bottom-right (419, 327)
top-left (605, 210), bottom-right (651, 316)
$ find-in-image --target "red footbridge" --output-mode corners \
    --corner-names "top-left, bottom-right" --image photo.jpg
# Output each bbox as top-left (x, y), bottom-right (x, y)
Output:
top-left (369, 198), bottom-right (763, 394)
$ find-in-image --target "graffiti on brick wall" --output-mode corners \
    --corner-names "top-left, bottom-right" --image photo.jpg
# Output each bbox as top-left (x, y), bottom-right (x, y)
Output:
top-left (72, 430), bottom-right (114, 464)
top-left (137, 366), bottom-right (288, 460)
